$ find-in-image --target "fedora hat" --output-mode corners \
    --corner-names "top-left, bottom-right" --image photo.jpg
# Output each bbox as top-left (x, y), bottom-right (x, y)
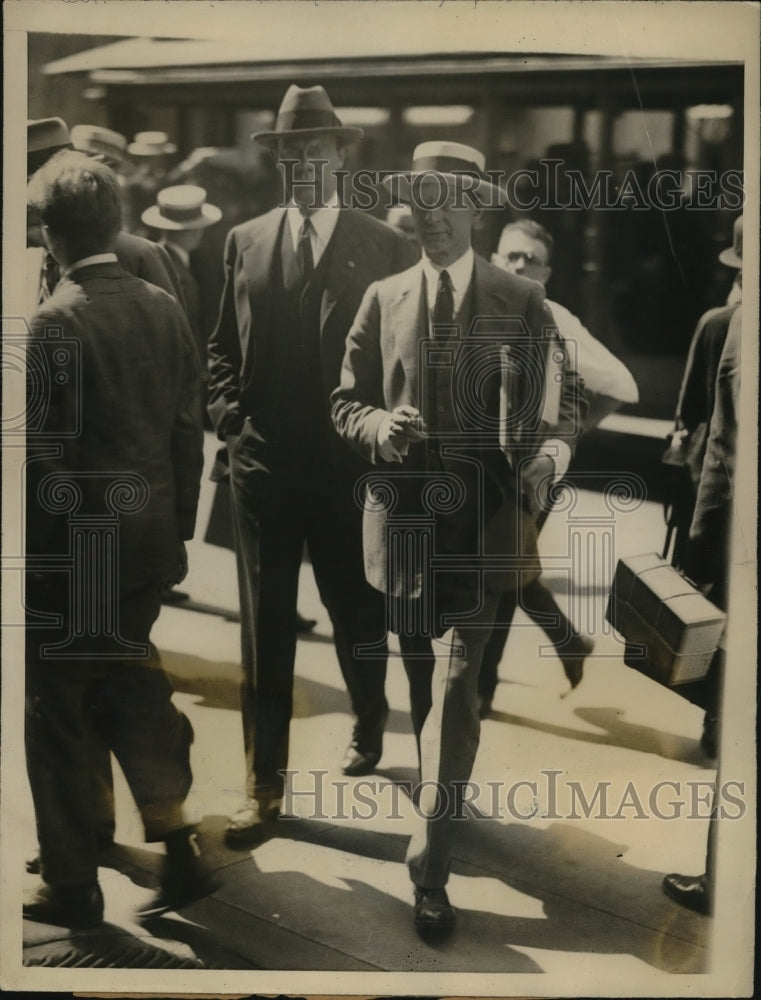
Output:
top-left (252, 85), bottom-right (363, 149)
top-left (718, 214), bottom-right (743, 268)
top-left (27, 117), bottom-right (73, 176)
top-left (382, 141), bottom-right (506, 209)
top-left (141, 185), bottom-right (222, 231)
top-left (71, 124), bottom-right (128, 167)
top-left (128, 130), bottom-right (177, 157)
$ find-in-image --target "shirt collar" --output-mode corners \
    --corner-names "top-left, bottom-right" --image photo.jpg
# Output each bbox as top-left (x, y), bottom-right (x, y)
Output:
top-left (63, 252), bottom-right (118, 278)
top-left (421, 247), bottom-right (474, 310)
top-left (287, 190), bottom-right (341, 252)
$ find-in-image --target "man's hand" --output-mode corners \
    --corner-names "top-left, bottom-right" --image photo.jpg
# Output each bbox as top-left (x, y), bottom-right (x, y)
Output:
top-left (520, 454), bottom-right (556, 517)
top-left (376, 406), bottom-right (427, 463)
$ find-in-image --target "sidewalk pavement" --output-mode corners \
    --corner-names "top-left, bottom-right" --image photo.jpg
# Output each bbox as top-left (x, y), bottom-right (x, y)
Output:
top-left (21, 434), bottom-right (715, 975)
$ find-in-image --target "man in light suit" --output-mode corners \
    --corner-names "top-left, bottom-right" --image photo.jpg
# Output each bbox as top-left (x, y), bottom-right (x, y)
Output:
top-left (207, 85), bottom-right (417, 844)
top-left (331, 142), bottom-right (586, 934)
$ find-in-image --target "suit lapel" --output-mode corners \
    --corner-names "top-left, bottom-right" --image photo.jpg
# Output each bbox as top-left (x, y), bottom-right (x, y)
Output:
top-left (241, 209), bottom-right (286, 325)
top-left (320, 210), bottom-right (367, 331)
top-left (391, 265), bottom-right (427, 401)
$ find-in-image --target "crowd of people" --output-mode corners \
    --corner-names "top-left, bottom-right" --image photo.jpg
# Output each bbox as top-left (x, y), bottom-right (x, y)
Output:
top-left (22, 82), bottom-right (741, 937)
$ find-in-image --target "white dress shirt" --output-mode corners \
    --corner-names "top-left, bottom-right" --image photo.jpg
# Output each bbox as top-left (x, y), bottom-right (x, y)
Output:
top-left (62, 252), bottom-right (118, 278)
top-left (421, 247), bottom-right (474, 319)
top-left (287, 191), bottom-right (341, 268)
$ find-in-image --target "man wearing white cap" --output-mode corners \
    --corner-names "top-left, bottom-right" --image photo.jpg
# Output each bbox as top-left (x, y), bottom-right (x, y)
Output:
top-left (142, 185), bottom-right (222, 359)
top-left (331, 141), bottom-right (586, 934)
top-left (207, 85), bottom-right (417, 845)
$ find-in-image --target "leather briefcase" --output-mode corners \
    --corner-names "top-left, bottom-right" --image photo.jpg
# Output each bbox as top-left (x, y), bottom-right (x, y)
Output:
top-left (605, 553), bottom-right (726, 686)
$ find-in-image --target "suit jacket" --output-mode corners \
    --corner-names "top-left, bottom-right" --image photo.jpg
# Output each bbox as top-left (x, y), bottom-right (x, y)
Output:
top-left (331, 254), bottom-right (586, 598)
top-left (206, 206), bottom-right (418, 479)
top-left (27, 262), bottom-right (204, 594)
top-left (163, 242), bottom-right (203, 354)
top-left (26, 233), bottom-right (187, 317)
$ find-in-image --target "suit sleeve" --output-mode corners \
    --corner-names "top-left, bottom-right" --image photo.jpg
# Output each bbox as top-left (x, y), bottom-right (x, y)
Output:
top-left (134, 241), bottom-right (188, 314)
top-left (206, 227), bottom-right (245, 438)
top-left (171, 310), bottom-right (205, 540)
top-left (330, 283), bottom-right (389, 464)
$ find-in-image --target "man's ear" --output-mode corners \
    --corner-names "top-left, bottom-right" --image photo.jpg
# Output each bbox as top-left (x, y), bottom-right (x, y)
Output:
top-left (471, 206), bottom-right (484, 229)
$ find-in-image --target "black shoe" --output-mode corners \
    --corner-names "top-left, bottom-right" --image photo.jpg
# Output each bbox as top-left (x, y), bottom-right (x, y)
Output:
top-left (296, 611), bottom-right (317, 633)
top-left (342, 706), bottom-right (389, 777)
top-left (27, 833), bottom-right (115, 876)
top-left (413, 885), bottom-right (456, 934)
top-left (662, 873), bottom-right (710, 915)
top-left (23, 881), bottom-right (104, 928)
top-left (560, 635), bottom-right (594, 694)
top-left (137, 827), bottom-right (217, 918)
top-left (700, 713), bottom-right (718, 759)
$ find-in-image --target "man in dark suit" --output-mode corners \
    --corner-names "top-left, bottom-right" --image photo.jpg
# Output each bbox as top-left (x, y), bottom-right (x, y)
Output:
top-left (207, 85), bottom-right (417, 844)
top-left (24, 151), bottom-right (208, 927)
top-left (24, 118), bottom-right (191, 876)
top-left (142, 183), bottom-right (222, 363)
top-left (331, 142), bottom-right (586, 935)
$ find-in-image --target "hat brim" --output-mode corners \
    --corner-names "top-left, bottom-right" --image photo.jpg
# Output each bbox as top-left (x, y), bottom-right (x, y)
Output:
top-left (718, 247), bottom-right (742, 268)
top-left (252, 125), bottom-right (364, 150)
top-left (141, 203), bottom-right (222, 231)
top-left (382, 171), bottom-right (507, 208)
top-left (128, 143), bottom-right (177, 157)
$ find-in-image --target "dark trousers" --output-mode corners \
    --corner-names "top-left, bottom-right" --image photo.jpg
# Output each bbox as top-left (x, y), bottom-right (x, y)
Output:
top-left (229, 453), bottom-right (388, 802)
top-left (25, 584), bottom-right (193, 887)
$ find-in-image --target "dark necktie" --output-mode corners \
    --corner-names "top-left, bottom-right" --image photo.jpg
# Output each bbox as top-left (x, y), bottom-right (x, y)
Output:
top-left (39, 252), bottom-right (60, 304)
top-left (432, 268), bottom-right (454, 337)
top-left (297, 216), bottom-right (314, 281)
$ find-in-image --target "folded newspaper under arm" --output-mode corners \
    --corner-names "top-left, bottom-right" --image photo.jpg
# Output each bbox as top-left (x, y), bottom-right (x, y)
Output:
top-left (499, 338), bottom-right (563, 466)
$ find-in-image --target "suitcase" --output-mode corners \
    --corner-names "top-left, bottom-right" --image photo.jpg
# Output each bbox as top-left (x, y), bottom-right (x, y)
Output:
top-left (605, 553), bottom-right (726, 686)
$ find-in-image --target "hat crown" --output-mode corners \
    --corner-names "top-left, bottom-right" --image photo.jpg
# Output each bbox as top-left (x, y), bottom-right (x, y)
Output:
top-left (28, 117), bottom-right (71, 153)
top-left (411, 141), bottom-right (486, 175)
top-left (134, 131), bottom-right (171, 146)
top-left (71, 124), bottom-right (127, 154)
top-left (157, 185), bottom-right (206, 212)
top-left (272, 84), bottom-right (343, 134)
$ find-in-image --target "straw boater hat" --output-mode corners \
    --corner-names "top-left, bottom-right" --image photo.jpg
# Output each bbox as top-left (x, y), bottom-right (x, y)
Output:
top-left (71, 124), bottom-right (129, 167)
top-left (252, 85), bottom-right (364, 150)
top-left (128, 130), bottom-right (177, 157)
top-left (382, 141), bottom-right (507, 208)
top-left (141, 185), bottom-right (222, 231)
top-left (27, 117), bottom-right (73, 176)
top-left (718, 214), bottom-right (743, 268)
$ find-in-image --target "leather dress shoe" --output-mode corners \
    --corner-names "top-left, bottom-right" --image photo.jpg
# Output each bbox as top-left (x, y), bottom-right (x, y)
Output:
top-left (224, 797), bottom-right (281, 846)
top-left (413, 885), bottom-right (456, 934)
top-left (342, 706), bottom-right (389, 777)
top-left (24, 881), bottom-right (104, 928)
top-left (560, 635), bottom-right (594, 693)
top-left (137, 826), bottom-right (218, 918)
top-left (662, 872), bottom-right (711, 915)
top-left (26, 832), bottom-right (115, 875)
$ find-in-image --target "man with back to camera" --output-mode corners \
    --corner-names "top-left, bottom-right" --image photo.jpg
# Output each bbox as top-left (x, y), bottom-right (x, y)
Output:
top-left (478, 218), bottom-right (640, 713)
top-left (24, 151), bottom-right (209, 927)
top-left (206, 84), bottom-right (418, 845)
top-left (331, 141), bottom-right (587, 934)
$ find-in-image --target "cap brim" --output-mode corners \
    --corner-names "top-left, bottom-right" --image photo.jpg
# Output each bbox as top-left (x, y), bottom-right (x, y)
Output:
top-left (718, 247), bottom-right (742, 268)
top-left (141, 203), bottom-right (222, 231)
top-left (252, 125), bottom-right (364, 149)
top-left (382, 171), bottom-right (507, 208)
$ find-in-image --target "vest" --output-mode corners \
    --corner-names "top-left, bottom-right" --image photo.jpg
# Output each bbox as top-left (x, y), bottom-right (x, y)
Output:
top-left (265, 218), bottom-right (333, 467)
